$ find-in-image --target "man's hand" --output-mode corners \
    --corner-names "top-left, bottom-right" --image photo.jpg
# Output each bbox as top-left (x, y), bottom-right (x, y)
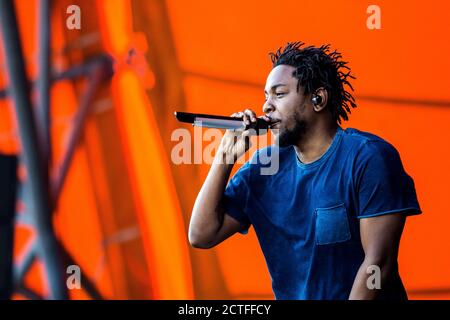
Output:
top-left (217, 109), bottom-right (258, 164)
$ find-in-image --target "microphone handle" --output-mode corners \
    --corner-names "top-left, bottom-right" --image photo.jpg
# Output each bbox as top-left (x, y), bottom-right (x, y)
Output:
top-left (174, 111), bottom-right (270, 132)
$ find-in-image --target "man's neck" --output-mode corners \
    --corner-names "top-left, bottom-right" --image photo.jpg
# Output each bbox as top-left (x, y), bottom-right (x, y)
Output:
top-left (294, 123), bottom-right (339, 164)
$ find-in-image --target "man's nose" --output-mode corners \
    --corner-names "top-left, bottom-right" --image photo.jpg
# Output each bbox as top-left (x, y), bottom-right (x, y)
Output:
top-left (263, 101), bottom-right (275, 114)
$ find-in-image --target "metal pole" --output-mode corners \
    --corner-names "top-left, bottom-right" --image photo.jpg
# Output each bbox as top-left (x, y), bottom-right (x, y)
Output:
top-left (0, 0), bottom-right (68, 299)
top-left (37, 0), bottom-right (52, 168)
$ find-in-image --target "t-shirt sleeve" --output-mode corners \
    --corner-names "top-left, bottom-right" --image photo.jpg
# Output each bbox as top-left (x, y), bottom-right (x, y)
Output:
top-left (222, 160), bottom-right (253, 235)
top-left (355, 140), bottom-right (422, 219)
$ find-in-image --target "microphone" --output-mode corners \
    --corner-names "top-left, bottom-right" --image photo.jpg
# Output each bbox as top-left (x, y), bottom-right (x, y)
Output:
top-left (174, 111), bottom-right (270, 134)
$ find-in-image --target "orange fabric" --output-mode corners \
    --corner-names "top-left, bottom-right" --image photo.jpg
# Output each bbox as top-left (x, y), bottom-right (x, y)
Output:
top-left (97, 0), bottom-right (194, 299)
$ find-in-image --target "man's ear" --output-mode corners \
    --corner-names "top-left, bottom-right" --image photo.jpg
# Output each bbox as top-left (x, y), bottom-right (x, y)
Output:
top-left (311, 87), bottom-right (328, 112)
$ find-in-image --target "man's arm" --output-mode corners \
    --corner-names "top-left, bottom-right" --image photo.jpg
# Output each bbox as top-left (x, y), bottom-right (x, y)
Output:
top-left (348, 213), bottom-right (406, 299)
top-left (188, 160), bottom-right (245, 249)
top-left (188, 109), bottom-right (257, 249)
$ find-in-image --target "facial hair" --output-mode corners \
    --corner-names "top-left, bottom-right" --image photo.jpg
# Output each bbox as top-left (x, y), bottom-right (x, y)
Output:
top-left (276, 111), bottom-right (308, 148)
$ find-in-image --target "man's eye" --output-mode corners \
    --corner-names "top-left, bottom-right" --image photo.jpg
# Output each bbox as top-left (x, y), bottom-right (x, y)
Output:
top-left (276, 92), bottom-right (285, 97)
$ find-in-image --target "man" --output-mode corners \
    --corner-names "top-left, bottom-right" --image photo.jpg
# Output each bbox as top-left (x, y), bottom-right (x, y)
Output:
top-left (188, 42), bottom-right (421, 300)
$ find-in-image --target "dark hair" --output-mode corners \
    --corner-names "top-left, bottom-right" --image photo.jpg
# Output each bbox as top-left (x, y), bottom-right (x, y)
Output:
top-left (269, 42), bottom-right (357, 123)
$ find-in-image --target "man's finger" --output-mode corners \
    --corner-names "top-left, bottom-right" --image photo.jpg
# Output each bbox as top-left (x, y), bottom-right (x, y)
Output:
top-left (244, 109), bottom-right (257, 122)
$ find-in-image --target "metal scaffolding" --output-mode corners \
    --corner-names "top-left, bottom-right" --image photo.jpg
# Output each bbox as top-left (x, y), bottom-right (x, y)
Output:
top-left (0, 0), bottom-right (112, 299)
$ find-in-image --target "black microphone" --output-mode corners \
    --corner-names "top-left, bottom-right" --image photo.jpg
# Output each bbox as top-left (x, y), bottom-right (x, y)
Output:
top-left (174, 111), bottom-right (270, 135)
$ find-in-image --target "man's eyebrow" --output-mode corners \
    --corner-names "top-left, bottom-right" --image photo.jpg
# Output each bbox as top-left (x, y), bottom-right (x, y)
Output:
top-left (264, 83), bottom-right (287, 94)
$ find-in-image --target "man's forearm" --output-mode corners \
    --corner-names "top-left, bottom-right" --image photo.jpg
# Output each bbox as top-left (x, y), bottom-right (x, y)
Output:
top-left (189, 151), bottom-right (234, 245)
top-left (349, 258), bottom-right (394, 300)
top-left (349, 260), bottom-right (378, 299)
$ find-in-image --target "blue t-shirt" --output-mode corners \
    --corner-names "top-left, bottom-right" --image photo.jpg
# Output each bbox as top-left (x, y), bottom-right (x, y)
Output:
top-left (223, 126), bottom-right (421, 300)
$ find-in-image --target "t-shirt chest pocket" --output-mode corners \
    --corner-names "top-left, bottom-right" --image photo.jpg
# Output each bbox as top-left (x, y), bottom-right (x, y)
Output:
top-left (315, 203), bottom-right (351, 245)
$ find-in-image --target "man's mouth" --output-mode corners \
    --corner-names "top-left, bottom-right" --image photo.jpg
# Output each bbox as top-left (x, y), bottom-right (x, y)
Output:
top-left (269, 121), bottom-right (281, 129)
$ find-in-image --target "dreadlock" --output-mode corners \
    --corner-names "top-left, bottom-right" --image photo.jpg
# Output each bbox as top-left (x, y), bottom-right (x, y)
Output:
top-left (269, 42), bottom-right (357, 124)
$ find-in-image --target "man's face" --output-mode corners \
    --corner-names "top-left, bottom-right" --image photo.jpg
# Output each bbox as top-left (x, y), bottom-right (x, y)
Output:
top-left (263, 65), bottom-right (312, 147)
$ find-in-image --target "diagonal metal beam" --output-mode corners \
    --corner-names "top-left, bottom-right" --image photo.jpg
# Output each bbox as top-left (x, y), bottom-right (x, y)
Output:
top-left (13, 241), bottom-right (37, 288)
top-left (13, 238), bottom-right (105, 300)
top-left (0, 54), bottom-right (113, 101)
top-left (0, 0), bottom-right (68, 299)
top-left (50, 56), bottom-right (113, 207)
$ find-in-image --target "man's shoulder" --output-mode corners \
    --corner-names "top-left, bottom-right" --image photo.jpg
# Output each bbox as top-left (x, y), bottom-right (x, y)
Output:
top-left (342, 127), bottom-right (387, 144)
top-left (342, 127), bottom-right (398, 154)
top-left (341, 127), bottom-right (401, 165)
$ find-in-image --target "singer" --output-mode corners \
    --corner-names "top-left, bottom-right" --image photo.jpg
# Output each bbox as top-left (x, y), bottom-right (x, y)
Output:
top-left (188, 42), bottom-right (421, 300)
